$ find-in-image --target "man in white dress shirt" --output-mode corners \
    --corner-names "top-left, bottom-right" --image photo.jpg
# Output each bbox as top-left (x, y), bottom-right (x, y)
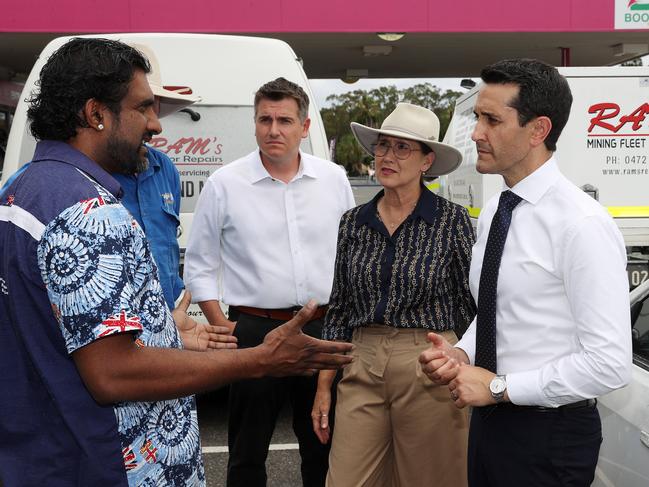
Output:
top-left (184, 77), bottom-right (355, 487)
top-left (419, 59), bottom-right (632, 486)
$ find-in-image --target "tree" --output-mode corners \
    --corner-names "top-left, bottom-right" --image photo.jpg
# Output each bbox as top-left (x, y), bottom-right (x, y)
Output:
top-left (621, 57), bottom-right (642, 67)
top-left (320, 83), bottom-right (462, 176)
top-left (401, 83), bottom-right (462, 140)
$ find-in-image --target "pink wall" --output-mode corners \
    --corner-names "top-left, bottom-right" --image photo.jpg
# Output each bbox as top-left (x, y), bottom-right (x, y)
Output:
top-left (1, 0), bottom-right (615, 33)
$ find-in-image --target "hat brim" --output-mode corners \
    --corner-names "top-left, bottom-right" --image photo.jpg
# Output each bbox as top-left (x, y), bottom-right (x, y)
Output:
top-left (151, 85), bottom-right (201, 119)
top-left (350, 122), bottom-right (462, 177)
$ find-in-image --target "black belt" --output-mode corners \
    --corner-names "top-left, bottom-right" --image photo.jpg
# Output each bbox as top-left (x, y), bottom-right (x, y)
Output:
top-left (496, 398), bottom-right (597, 413)
top-left (231, 305), bottom-right (328, 322)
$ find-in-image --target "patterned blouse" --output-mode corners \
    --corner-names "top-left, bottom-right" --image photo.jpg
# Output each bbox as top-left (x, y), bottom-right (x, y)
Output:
top-left (323, 187), bottom-right (476, 342)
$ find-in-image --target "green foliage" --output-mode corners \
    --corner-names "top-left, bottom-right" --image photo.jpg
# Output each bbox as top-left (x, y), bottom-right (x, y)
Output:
top-left (621, 57), bottom-right (642, 67)
top-left (320, 83), bottom-right (462, 175)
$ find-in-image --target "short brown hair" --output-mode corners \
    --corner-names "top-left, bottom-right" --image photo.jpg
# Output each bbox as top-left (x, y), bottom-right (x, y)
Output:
top-left (254, 77), bottom-right (309, 121)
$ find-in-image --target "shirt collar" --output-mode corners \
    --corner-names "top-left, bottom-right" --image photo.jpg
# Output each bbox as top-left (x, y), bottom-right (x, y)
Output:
top-left (412, 185), bottom-right (438, 225)
top-left (31, 140), bottom-right (123, 198)
top-left (248, 149), bottom-right (317, 184)
top-left (146, 148), bottom-right (162, 170)
top-left (357, 184), bottom-right (439, 230)
top-left (507, 155), bottom-right (560, 205)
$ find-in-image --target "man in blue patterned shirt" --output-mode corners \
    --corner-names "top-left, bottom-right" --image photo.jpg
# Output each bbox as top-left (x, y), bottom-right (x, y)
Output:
top-left (0, 38), bottom-right (352, 487)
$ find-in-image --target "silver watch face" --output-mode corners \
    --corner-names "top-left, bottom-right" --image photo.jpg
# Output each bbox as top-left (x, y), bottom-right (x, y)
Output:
top-left (490, 376), bottom-right (506, 395)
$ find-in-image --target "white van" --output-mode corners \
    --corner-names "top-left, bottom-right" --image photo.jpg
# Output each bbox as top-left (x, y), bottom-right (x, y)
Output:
top-left (2, 33), bottom-right (330, 251)
top-left (441, 66), bottom-right (649, 486)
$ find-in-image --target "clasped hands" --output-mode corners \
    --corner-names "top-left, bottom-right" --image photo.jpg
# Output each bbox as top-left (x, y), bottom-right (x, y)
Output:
top-left (418, 333), bottom-right (501, 408)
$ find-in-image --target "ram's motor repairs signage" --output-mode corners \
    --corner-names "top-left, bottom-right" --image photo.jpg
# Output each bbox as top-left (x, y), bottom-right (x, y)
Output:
top-left (150, 133), bottom-right (224, 205)
top-left (149, 106), bottom-right (258, 213)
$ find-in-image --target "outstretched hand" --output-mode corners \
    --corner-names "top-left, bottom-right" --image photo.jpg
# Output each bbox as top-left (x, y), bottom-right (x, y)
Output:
top-left (261, 300), bottom-right (354, 377)
top-left (418, 332), bottom-right (465, 385)
top-left (172, 291), bottom-right (238, 352)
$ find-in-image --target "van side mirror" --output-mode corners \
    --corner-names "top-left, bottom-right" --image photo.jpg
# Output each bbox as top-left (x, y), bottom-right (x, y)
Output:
top-left (581, 183), bottom-right (599, 201)
top-left (180, 108), bottom-right (201, 122)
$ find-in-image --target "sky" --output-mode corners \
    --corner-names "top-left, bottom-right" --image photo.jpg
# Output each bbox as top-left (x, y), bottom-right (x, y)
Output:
top-left (309, 77), bottom-right (477, 108)
top-left (309, 54), bottom-right (649, 108)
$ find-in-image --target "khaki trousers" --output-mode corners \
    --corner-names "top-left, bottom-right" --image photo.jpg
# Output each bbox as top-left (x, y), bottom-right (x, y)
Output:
top-left (326, 327), bottom-right (468, 487)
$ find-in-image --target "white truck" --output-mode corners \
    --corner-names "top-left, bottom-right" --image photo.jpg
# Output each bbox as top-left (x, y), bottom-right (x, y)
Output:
top-left (442, 66), bottom-right (649, 487)
top-left (1, 33), bottom-right (330, 251)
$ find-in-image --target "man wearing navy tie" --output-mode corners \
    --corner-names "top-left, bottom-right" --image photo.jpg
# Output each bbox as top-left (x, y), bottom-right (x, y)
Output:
top-left (419, 59), bottom-right (632, 486)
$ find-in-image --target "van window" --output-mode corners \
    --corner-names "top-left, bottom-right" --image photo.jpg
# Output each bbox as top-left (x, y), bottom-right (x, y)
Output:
top-left (150, 105), bottom-right (314, 213)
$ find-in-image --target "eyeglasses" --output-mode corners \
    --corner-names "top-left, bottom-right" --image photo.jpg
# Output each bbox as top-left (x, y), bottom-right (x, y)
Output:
top-left (371, 140), bottom-right (421, 160)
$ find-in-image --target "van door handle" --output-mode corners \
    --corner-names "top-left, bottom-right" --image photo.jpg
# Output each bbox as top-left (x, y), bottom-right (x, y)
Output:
top-left (641, 430), bottom-right (649, 448)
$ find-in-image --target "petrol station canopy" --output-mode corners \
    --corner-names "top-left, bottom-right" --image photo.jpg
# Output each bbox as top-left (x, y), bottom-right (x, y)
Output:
top-left (1, 0), bottom-right (648, 80)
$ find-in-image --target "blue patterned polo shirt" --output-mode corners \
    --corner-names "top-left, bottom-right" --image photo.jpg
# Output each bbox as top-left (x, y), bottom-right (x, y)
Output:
top-left (0, 141), bottom-right (204, 486)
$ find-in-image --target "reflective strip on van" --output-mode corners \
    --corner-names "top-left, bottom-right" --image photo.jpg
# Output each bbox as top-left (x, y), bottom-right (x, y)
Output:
top-left (424, 181), bottom-right (440, 192)
top-left (606, 207), bottom-right (649, 218)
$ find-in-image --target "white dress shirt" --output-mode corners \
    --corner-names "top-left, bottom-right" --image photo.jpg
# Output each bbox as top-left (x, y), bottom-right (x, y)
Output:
top-left (456, 157), bottom-right (632, 407)
top-left (184, 149), bottom-right (355, 308)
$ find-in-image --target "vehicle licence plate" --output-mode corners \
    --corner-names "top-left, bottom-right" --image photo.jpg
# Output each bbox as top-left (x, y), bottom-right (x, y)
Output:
top-left (628, 263), bottom-right (649, 289)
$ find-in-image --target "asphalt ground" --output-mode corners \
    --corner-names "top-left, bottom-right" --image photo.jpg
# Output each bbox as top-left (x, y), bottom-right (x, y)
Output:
top-left (197, 387), bottom-right (304, 487)
top-left (0, 388), bottom-right (301, 487)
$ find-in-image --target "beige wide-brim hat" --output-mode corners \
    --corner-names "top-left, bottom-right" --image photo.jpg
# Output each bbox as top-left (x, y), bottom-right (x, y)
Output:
top-left (350, 102), bottom-right (462, 177)
top-left (130, 43), bottom-right (201, 118)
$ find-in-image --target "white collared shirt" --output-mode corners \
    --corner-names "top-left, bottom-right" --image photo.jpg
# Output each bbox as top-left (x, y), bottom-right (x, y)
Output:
top-left (456, 156), bottom-right (632, 407)
top-left (184, 149), bottom-right (355, 308)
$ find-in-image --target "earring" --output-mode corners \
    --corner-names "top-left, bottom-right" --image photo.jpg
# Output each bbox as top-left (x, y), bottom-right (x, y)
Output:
top-left (97, 124), bottom-right (104, 131)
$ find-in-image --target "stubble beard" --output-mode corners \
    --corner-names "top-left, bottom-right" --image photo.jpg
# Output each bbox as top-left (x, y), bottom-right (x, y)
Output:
top-left (106, 134), bottom-right (149, 175)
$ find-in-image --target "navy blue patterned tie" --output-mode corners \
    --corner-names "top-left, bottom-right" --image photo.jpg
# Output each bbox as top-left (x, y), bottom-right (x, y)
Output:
top-left (475, 190), bottom-right (522, 374)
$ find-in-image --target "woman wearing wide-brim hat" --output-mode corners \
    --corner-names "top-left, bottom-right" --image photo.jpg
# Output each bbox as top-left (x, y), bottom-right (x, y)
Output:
top-left (312, 102), bottom-right (476, 486)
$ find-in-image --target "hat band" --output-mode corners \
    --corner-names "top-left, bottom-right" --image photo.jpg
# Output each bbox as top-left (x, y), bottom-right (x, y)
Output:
top-left (380, 124), bottom-right (438, 142)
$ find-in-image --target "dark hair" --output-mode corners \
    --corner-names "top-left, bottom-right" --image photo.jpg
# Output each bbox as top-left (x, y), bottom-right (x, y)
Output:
top-left (254, 77), bottom-right (309, 121)
top-left (480, 58), bottom-right (572, 151)
top-left (27, 38), bottom-right (150, 141)
top-left (419, 142), bottom-right (433, 155)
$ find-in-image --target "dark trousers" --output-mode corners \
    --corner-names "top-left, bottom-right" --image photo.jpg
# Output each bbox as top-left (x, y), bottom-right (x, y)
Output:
top-left (226, 312), bottom-right (330, 487)
top-left (468, 402), bottom-right (602, 487)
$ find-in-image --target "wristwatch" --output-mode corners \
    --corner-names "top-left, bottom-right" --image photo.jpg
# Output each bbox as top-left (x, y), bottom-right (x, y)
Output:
top-left (489, 375), bottom-right (507, 403)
